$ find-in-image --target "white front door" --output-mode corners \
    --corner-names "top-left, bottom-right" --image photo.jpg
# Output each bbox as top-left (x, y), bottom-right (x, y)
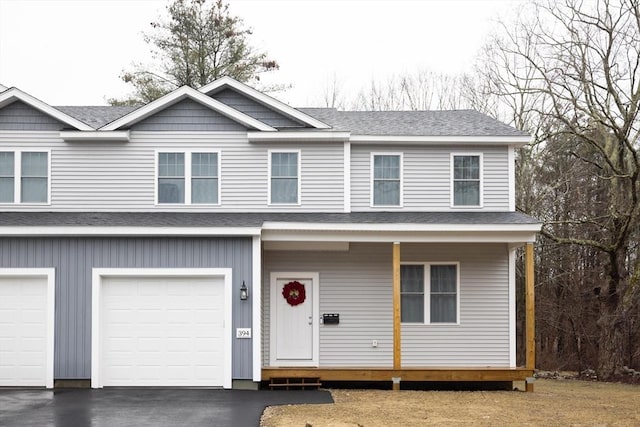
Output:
top-left (270, 272), bottom-right (319, 367)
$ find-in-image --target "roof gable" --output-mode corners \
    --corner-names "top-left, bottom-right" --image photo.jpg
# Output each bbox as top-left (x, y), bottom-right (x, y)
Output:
top-left (199, 77), bottom-right (331, 129)
top-left (211, 87), bottom-right (305, 128)
top-left (0, 88), bottom-right (93, 131)
top-left (131, 98), bottom-right (249, 131)
top-left (100, 86), bottom-right (276, 131)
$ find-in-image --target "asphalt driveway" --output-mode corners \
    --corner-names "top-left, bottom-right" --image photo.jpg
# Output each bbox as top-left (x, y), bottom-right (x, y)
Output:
top-left (0, 388), bottom-right (333, 427)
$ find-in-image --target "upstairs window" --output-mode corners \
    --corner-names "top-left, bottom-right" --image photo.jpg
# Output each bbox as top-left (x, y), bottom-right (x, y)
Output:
top-left (0, 150), bottom-right (49, 204)
top-left (157, 151), bottom-right (219, 204)
top-left (372, 153), bottom-right (402, 206)
top-left (0, 152), bottom-right (15, 203)
top-left (191, 152), bottom-right (218, 204)
top-left (158, 152), bottom-right (185, 204)
top-left (401, 263), bottom-right (459, 324)
top-left (270, 151), bottom-right (299, 204)
top-left (452, 154), bottom-right (482, 207)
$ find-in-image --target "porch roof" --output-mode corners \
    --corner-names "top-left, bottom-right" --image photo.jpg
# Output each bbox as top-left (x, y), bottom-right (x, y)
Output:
top-left (0, 211), bottom-right (540, 241)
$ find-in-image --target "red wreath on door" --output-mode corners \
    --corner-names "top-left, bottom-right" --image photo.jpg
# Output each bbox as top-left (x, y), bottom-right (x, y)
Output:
top-left (282, 281), bottom-right (306, 306)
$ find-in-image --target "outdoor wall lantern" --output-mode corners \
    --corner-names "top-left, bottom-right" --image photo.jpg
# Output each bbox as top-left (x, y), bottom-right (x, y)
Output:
top-left (240, 281), bottom-right (249, 301)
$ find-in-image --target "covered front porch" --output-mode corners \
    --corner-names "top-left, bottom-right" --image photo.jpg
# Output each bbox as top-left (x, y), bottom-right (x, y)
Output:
top-left (257, 213), bottom-right (539, 391)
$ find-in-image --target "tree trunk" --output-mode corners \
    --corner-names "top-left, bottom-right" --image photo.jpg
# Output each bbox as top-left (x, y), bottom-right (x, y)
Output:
top-left (597, 249), bottom-right (628, 379)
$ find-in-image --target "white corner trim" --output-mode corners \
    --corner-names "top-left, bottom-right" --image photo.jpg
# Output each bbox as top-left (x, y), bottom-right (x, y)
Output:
top-left (0, 268), bottom-right (55, 389)
top-left (100, 86), bottom-right (276, 132)
top-left (60, 131), bottom-right (130, 142)
top-left (0, 88), bottom-right (93, 131)
top-left (247, 131), bottom-right (350, 142)
top-left (91, 268), bottom-right (233, 389)
top-left (252, 236), bottom-right (262, 382)
top-left (199, 76), bottom-right (331, 129)
top-left (350, 135), bottom-right (532, 145)
top-left (508, 246), bottom-right (517, 367)
top-left (508, 146), bottom-right (516, 211)
top-left (343, 141), bottom-right (351, 213)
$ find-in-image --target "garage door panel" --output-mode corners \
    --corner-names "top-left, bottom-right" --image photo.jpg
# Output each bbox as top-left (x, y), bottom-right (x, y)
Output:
top-left (0, 274), bottom-right (52, 387)
top-left (99, 275), bottom-right (226, 387)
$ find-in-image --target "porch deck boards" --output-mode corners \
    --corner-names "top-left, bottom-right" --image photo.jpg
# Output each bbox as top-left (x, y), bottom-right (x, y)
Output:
top-left (263, 367), bottom-right (533, 382)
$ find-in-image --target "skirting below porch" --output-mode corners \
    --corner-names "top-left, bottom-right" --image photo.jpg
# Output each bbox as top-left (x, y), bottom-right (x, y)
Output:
top-left (262, 367), bottom-right (534, 383)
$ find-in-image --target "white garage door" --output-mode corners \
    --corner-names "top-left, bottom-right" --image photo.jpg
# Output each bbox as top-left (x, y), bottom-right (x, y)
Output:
top-left (0, 271), bottom-right (54, 388)
top-left (96, 274), bottom-right (228, 387)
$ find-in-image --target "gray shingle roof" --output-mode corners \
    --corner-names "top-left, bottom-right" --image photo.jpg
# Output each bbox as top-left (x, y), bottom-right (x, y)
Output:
top-left (56, 106), bottom-right (137, 129)
top-left (0, 211), bottom-right (539, 228)
top-left (298, 108), bottom-right (527, 137)
top-left (54, 103), bottom-right (525, 137)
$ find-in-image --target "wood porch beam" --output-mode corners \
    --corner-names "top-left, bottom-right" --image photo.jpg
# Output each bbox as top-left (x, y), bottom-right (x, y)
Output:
top-left (525, 242), bottom-right (535, 372)
top-left (393, 242), bottom-right (401, 376)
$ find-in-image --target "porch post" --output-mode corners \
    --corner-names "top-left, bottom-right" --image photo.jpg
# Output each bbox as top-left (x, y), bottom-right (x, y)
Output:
top-left (392, 242), bottom-right (401, 390)
top-left (525, 242), bottom-right (536, 390)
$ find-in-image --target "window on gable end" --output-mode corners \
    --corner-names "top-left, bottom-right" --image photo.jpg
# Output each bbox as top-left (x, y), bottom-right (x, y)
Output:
top-left (191, 152), bottom-right (218, 204)
top-left (158, 152), bottom-right (185, 204)
top-left (0, 152), bottom-right (15, 203)
top-left (0, 151), bottom-right (49, 204)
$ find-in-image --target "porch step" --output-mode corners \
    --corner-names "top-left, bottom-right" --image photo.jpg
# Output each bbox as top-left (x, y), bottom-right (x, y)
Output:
top-left (269, 377), bottom-right (322, 390)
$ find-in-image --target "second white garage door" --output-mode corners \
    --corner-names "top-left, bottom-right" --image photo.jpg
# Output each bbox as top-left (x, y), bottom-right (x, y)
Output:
top-left (92, 269), bottom-right (231, 388)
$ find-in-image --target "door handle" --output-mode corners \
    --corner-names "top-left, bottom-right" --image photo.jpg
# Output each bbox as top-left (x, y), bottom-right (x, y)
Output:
top-left (308, 316), bottom-right (313, 325)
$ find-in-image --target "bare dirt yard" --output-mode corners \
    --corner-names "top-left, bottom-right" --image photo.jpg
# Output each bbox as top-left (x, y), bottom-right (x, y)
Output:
top-left (261, 379), bottom-right (640, 426)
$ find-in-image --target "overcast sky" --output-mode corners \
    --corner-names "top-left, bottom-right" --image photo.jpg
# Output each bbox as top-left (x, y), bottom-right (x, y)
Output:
top-left (0, 0), bottom-right (524, 107)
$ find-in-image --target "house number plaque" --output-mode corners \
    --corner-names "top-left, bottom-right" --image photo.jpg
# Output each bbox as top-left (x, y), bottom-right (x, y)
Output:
top-left (236, 328), bottom-right (252, 338)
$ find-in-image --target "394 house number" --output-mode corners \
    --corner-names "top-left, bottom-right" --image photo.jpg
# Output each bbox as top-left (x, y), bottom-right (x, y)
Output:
top-left (236, 328), bottom-right (251, 339)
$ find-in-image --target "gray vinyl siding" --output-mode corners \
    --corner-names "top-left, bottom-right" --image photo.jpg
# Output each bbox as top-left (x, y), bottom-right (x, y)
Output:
top-left (0, 101), bottom-right (67, 131)
top-left (0, 131), bottom-right (344, 212)
top-left (351, 145), bottom-right (510, 211)
top-left (131, 99), bottom-right (248, 131)
top-left (211, 88), bottom-right (304, 128)
top-left (0, 237), bottom-right (253, 380)
top-left (263, 243), bottom-right (509, 367)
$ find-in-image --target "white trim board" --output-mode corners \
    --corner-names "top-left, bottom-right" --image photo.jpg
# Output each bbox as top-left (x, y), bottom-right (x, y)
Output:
top-left (0, 268), bottom-right (55, 389)
top-left (349, 135), bottom-right (532, 145)
top-left (91, 268), bottom-right (233, 389)
top-left (251, 236), bottom-right (262, 382)
top-left (262, 229), bottom-right (539, 244)
top-left (60, 131), bottom-right (130, 142)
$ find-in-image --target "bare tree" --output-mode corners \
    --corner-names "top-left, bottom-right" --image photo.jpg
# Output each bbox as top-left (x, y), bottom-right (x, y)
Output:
top-left (485, 0), bottom-right (640, 379)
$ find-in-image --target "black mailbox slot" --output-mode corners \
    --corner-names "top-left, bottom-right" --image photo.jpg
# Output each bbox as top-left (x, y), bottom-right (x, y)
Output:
top-left (323, 313), bottom-right (339, 325)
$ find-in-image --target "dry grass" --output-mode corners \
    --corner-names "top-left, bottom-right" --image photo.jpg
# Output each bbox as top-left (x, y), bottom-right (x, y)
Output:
top-left (261, 379), bottom-right (640, 426)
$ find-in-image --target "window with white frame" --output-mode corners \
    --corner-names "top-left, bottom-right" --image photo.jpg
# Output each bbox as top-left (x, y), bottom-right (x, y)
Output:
top-left (191, 152), bottom-right (218, 204)
top-left (372, 153), bottom-right (401, 206)
top-left (452, 154), bottom-right (481, 207)
top-left (0, 150), bottom-right (49, 204)
top-left (401, 263), bottom-right (459, 324)
top-left (270, 151), bottom-right (299, 204)
top-left (157, 151), bottom-right (219, 204)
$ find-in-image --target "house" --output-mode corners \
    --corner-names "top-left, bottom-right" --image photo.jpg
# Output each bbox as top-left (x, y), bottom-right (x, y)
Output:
top-left (0, 77), bottom-right (540, 391)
